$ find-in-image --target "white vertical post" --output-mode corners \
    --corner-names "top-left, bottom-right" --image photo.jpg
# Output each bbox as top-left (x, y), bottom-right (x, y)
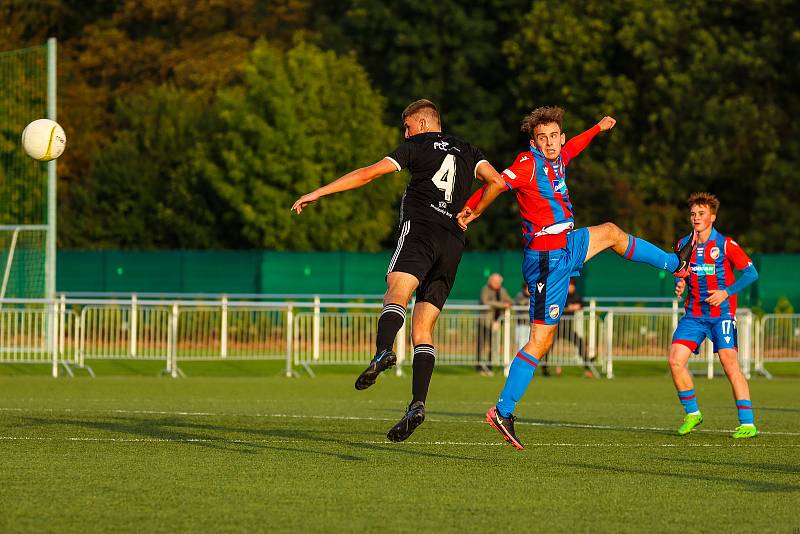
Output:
top-left (46, 37), bottom-right (57, 301)
top-left (605, 311), bottom-right (614, 378)
top-left (58, 294), bottom-right (66, 358)
top-left (79, 308), bottom-right (86, 368)
top-left (395, 303), bottom-right (407, 376)
top-left (754, 316), bottom-right (763, 375)
top-left (130, 294), bottom-right (137, 356)
top-left (220, 296), bottom-right (228, 358)
top-left (588, 298), bottom-right (597, 360)
top-left (706, 341), bottom-right (714, 379)
top-left (51, 300), bottom-right (58, 377)
top-left (502, 307), bottom-right (511, 375)
top-left (671, 299), bottom-right (679, 332)
top-left (312, 295), bottom-right (320, 361)
top-left (170, 303), bottom-right (178, 378)
top-left (285, 304), bottom-right (294, 377)
top-left (740, 311), bottom-right (751, 379)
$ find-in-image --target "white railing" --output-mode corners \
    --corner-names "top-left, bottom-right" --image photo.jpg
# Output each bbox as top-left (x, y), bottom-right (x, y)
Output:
top-left (0, 297), bottom-right (772, 378)
top-left (0, 300), bottom-right (78, 376)
top-left (754, 314), bottom-right (800, 378)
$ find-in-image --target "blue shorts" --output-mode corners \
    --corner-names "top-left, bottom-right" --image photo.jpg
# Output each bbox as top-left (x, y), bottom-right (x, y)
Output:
top-left (522, 227), bottom-right (590, 325)
top-left (672, 316), bottom-right (738, 353)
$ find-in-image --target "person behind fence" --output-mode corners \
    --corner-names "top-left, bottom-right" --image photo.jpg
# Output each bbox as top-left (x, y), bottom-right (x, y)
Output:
top-left (540, 278), bottom-right (594, 378)
top-left (669, 192), bottom-right (759, 439)
top-left (456, 107), bottom-right (697, 450)
top-left (477, 273), bottom-right (513, 375)
top-left (513, 282), bottom-right (531, 350)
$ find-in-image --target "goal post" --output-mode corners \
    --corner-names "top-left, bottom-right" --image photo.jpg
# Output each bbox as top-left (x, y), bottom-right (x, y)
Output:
top-left (0, 39), bottom-right (56, 300)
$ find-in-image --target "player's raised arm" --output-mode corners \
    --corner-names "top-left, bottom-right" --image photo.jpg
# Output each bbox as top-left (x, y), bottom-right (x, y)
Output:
top-left (561, 116), bottom-right (616, 163)
top-left (291, 158), bottom-right (398, 214)
top-left (456, 161), bottom-right (506, 230)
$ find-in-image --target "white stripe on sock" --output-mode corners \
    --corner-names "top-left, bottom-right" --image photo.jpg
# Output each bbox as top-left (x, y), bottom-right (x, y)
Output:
top-left (381, 304), bottom-right (406, 319)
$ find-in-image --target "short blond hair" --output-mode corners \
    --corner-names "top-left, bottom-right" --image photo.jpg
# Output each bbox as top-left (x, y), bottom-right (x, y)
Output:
top-left (402, 99), bottom-right (441, 126)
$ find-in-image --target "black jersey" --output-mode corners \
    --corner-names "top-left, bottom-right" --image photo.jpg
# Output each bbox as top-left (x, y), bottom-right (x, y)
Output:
top-left (385, 132), bottom-right (487, 239)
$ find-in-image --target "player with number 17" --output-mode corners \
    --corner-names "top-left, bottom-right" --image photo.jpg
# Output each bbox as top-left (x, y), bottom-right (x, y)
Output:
top-left (670, 192), bottom-right (760, 439)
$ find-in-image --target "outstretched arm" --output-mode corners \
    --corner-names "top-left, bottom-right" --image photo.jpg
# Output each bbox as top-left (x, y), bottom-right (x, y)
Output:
top-left (456, 161), bottom-right (506, 230)
top-left (291, 158), bottom-right (397, 214)
top-left (562, 116), bottom-right (616, 162)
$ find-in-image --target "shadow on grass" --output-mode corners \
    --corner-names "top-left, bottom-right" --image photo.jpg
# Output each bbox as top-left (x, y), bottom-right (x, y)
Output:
top-left (18, 415), bottom-right (477, 462)
top-left (561, 461), bottom-right (800, 493)
top-left (661, 456), bottom-right (800, 476)
top-left (430, 410), bottom-right (676, 436)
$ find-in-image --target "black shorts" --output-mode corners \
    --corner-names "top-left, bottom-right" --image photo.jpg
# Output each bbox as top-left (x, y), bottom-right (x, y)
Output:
top-left (387, 220), bottom-right (464, 309)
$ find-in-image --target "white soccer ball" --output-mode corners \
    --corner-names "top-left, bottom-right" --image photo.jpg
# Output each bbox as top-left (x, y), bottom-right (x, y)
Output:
top-left (21, 119), bottom-right (66, 161)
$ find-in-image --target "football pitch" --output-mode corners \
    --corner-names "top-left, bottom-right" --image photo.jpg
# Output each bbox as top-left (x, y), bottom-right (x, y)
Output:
top-left (1, 364), bottom-right (798, 533)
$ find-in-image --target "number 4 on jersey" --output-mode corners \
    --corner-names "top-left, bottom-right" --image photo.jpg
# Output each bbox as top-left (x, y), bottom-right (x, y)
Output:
top-left (431, 154), bottom-right (456, 202)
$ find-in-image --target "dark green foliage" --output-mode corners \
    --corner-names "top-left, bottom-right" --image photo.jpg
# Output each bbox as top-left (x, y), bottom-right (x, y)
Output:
top-left (62, 86), bottom-right (223, 248)
top-left (2, 0), bottom-right (798, 251)
top-left (197, 40), bottom-right (402, 250)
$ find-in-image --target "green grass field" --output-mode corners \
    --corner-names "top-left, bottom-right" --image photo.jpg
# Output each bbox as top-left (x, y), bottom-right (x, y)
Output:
top-left (1, 363), bottom-right (798, 533)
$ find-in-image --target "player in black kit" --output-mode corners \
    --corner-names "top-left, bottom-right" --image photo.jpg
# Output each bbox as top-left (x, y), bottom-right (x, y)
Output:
top-left (292, 99), bottom-right (506, 441)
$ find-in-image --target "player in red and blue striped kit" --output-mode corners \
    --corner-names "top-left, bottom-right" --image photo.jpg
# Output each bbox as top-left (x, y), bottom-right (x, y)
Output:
top-left (670, 192), bottom-right (759, 439)
top-left (458, 106), bottom-right (696, 449)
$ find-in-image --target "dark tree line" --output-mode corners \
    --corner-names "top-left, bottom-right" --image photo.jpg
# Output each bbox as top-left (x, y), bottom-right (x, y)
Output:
top-left (1, 0), bottom-right (797, 251)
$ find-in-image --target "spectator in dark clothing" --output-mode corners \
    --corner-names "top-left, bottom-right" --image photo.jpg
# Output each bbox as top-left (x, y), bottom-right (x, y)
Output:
top-left (541, 279), bottom-right (595, 377)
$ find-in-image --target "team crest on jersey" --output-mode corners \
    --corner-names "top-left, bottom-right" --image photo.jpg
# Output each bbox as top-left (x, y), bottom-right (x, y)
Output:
top-left (549, 304), bottom-right (560, 319)
top-left (709, 247), bottom-right (720, 260)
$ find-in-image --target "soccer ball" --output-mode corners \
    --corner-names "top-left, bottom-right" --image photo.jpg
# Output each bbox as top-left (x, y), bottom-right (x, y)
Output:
top-left (21, 119), bottom-right (66, 161)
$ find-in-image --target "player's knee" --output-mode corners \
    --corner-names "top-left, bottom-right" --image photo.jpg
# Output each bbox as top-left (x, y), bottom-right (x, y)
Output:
top-left (718, 350), bottom-right (740, 370)
top-left (600, 222), bottom-right (626, 243)
top-left (668, 350), bottom-right (686, 368)
top-left (412, 331), bottom-right (433, 346)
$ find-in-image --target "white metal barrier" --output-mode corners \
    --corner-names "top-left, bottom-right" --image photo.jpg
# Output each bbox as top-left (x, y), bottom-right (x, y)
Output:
top-left (754, 314), bottom-right (800, 378)
top-left (0, 297), bottom-right (769, 379)
top-left (513, 310), bottom-right (599, 376)
top-left (596, 307), bottom-right (754, 379)
top-left (0, 301), bottom-right (78, 376)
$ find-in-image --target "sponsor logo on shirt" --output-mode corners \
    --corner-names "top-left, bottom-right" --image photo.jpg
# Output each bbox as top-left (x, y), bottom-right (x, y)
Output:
top-left (428, 203), bottom-right (453, 218)
top-left (551, 178), bottom-right (566, 193)
top-left (433, 140), bottom-right (459, 152)
top-left (690, 263), bottom-right (716, 276)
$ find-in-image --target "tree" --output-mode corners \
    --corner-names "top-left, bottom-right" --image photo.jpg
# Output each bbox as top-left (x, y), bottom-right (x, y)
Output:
top-left (312, 0), bottom-right (531, 249)
top-left (196, 39), bottom-right (403, 250)
top-left (502, 0), bottom-right (800, 251)
top-left (62, 86), bottom-right (222, 248)
top-left (42, 0), bottom-right (312, 247)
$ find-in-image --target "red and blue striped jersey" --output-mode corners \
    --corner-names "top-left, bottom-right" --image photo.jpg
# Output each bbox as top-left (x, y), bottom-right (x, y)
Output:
top-left (466, 124), bottom-right (600, 250)
top-left (677, 227), bottom-right (754, 318)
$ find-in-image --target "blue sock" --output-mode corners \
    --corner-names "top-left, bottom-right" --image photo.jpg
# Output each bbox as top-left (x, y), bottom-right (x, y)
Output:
top-left (678, 389), bottom-right (700, 414)
top-left (736, 399), bottom-right (754, 425)
top-left (496, 351), bottom-right (539, 417)
top-left (624, 235), bottom-right (679, 272)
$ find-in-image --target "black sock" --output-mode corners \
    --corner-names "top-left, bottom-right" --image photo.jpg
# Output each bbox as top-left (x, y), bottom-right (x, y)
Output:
top-left (412, 344), bottom-right (436, 404)
top-left (376, 303), bottom-right (406, 353)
